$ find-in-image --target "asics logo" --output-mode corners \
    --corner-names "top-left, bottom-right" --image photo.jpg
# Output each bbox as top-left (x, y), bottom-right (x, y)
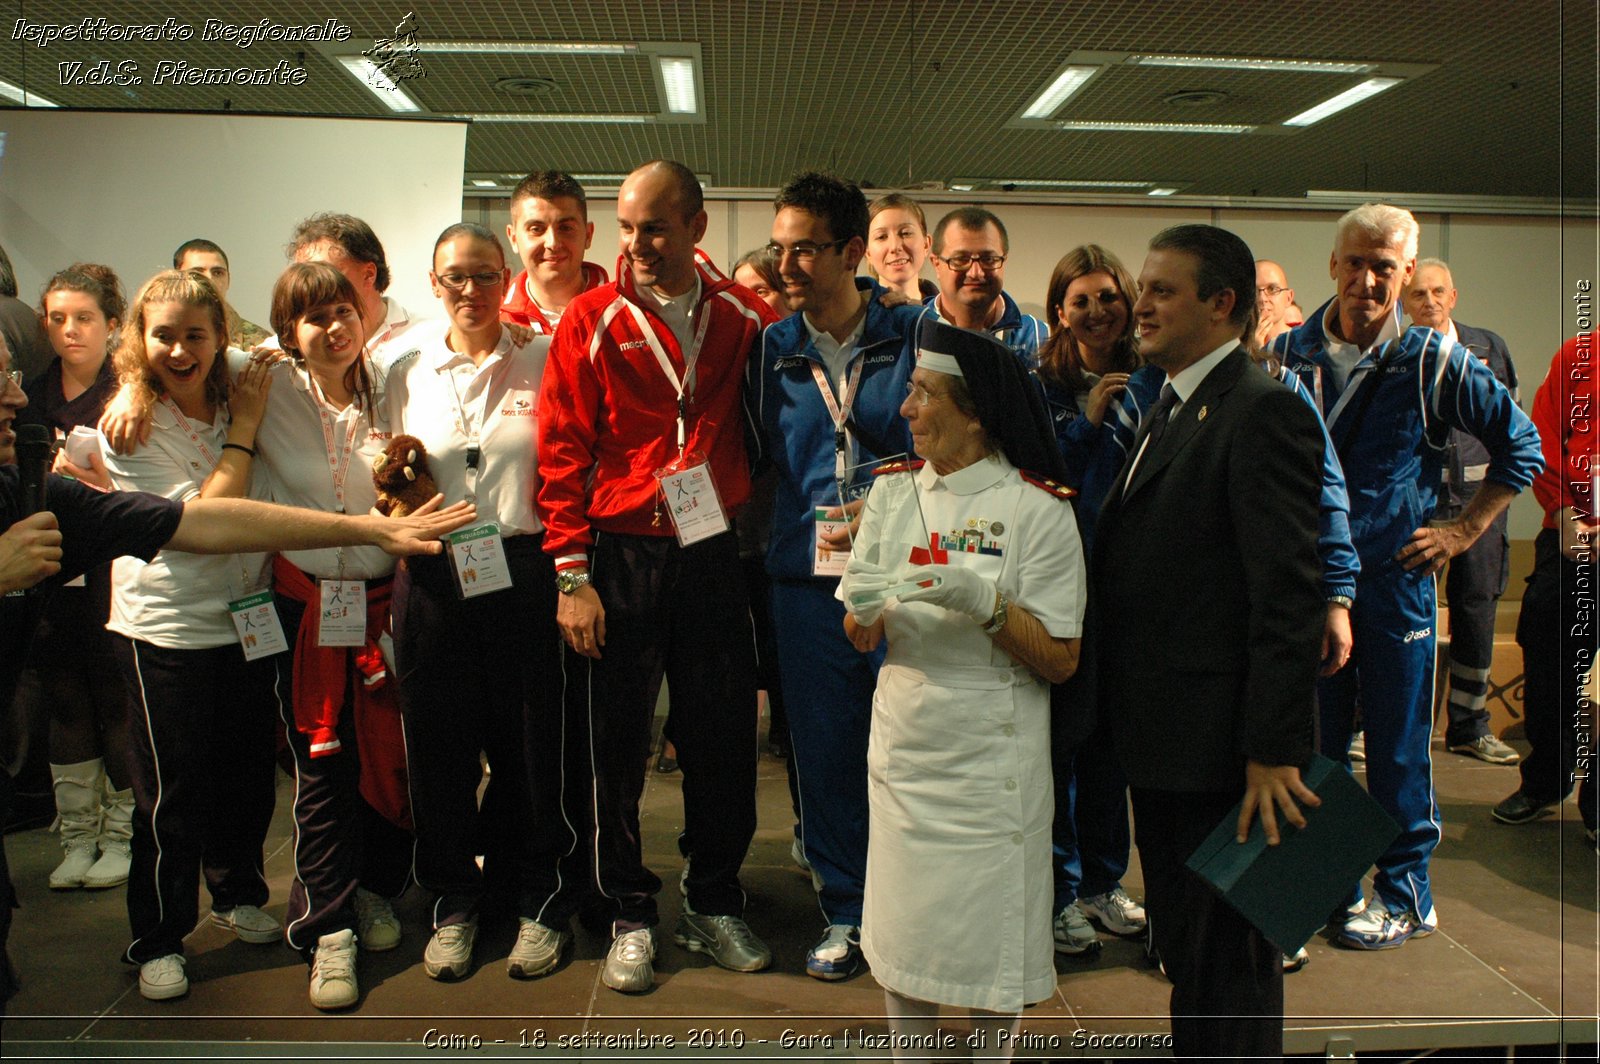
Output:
top-left (1402, 627), bottom-right (1433, 643)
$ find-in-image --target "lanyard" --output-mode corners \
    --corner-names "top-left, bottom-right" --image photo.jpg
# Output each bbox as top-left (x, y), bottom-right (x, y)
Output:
top-left (160, 397), bottom-right (221, 471)
top-left (443, 345), bottom-right (504, 500)
top-left (625, 298), bottom-right (712, 453)
top-left (306, 375), bottom-right (361, 515)
top-left (809, 358), bottom-right (864, 484)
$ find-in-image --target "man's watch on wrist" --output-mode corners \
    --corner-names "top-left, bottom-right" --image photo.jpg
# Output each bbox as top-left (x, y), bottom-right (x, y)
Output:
top-left (555, 569), bottom-right (591, 595)
top-left (982, 591), bottom-right (1010, 634)
top-left (1327, 594), bottom-right (1353, 609)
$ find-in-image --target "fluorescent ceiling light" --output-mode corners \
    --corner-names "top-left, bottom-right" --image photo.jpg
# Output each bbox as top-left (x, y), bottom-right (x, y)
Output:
top-left (0, 78), bottom-right (60, 107)
top-left (1132, 54), bottom-right (1373, 75)
top-left (1058, 120), bottom-right (1254, 134)
top-left (337, 56), bottom-right (421, 111)
top-left (455, 112), bottom-right (654, 123)
top-left (470, 179), bottom-right (500, 188)
top-left (956, 179), bottom-right (1152, 189)
top-left (657, 57), bottom-right (698, 113)
top-left (1147, 187), bottom-right (1181, 197)
top-left (1284, 77), bottom-right (1402, 126)
top-left (949, 183), bottom-right (975, 192)
top-left (418, 42), bottom-right (635, 55)
top-left (1021, 65), bottom-right (1100, 119)
top-left (569, 174), bottom-right (631, 183)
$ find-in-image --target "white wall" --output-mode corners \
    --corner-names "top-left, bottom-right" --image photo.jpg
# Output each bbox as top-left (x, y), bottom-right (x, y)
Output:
top-left (0, 110), bottom-right (468, 327)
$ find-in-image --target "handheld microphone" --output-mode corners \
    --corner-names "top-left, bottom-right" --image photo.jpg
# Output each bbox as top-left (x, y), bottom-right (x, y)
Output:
top-left (16, 423), bottom-right (51, 517)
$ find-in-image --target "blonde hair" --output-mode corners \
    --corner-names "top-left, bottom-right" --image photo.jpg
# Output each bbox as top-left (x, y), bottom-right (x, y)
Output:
top-left (113, 270), bottom-right (230, 412)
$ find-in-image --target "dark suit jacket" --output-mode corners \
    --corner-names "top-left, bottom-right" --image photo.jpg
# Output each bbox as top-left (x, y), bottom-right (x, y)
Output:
top-left (1094, 348), bottom-right (1324, 793)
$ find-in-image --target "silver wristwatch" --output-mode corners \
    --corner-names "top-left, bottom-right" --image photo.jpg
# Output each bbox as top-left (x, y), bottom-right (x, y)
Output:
top-left (555, 569), bottom-right (592, 595)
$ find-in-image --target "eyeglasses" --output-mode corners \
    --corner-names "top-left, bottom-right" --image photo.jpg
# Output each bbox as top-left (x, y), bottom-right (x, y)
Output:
top-left (1257, 284), bottom-right (1287, 298)
top-left (3, 370), bottom-right (22, 392)
top-left (936, 252), bottom-right (1006, 272)
top-left (435, 271), bottom-right (504, 290)
top-left (763, 238), bottom-right (849, 262)
top-left (904, 380), bottom-right (947, 406)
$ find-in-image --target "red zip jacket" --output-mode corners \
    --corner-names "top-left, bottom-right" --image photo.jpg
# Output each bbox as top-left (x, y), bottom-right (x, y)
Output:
top-left (499, 261), bottom-right (610, 333)
top-left (1530, 330), bottom-right (1597, 527)
top-left (537, 250), bottom-right (779, 568)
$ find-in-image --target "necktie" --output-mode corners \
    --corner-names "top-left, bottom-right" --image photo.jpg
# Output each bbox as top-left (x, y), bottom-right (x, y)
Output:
top-left (1141, 383), bottom-right (1179, 455)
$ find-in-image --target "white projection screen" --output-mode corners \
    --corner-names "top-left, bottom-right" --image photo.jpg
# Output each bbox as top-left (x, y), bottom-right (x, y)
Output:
top-left (0, 109), bottom-right (467, 326)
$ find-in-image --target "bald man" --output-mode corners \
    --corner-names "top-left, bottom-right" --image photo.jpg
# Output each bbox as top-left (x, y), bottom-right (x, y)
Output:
top-left (1404, 259), bottom-right (1521, 765)
top-left (1254, 260), bottom-right (1295, 349)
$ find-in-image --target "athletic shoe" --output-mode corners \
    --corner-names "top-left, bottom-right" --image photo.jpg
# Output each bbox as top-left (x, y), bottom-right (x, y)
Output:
top-left (1337, 903), bottom-right (1436, 951)
top-left (1324, 897), bottom-right (1368, 934)
top-left (790, 835), bottom-right (812, 874)
top-left (602, 928), bottom-right (656, 993)
top-left (309, 929), bottom-right (358, 1010)
top-left (1347, 731), bottom-right (1366, 762)
top-left (805, 924), bottom-right (862, 981)
top-left (423, 917), bottom-right (478, 981)
top-left (354, 888), bottom-right (401, 952)
top-left (506, 918), bottom-right (568, 979)
top-left (1449, 734), bottom-right (1521, 764)
top-left (1052, 903), bottom-right (1101, 956)
top-left (1079, 887), bottom-right (1147, 936)
top-left (1282, 946), bottom-right (1309, 973)
top-left (138, 954), bottom-right (188, 1001)
top-left (675, 908), bottom-right (772, 972)
top-left (209, 904), bottom-right (280, 944)
top-left (1492, 790), bottom-right (1559, 824)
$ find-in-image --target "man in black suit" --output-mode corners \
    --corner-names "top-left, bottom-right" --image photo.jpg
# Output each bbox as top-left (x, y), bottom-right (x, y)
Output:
top-left (1095, 224), bottom-right (1326, 1059)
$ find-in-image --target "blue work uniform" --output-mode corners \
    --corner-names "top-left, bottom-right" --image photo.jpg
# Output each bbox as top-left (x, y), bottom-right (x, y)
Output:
top-left (1274, 301), bottom-right (1541, 921)
top-left (924, 290), bottom-right (1048, 368)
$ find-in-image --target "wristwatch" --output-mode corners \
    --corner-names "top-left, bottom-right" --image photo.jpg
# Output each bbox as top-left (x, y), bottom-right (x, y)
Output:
top-left (1327, 595), bottom-right (1354, 609)
top-left (982, 591), bottom-right (1010, 635)
top-left (555, 569), bottom-right (592, 595)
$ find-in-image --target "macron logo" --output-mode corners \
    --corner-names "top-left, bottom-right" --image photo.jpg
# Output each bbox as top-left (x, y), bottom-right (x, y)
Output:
top-left (619, 339), bottom-right (650, 352)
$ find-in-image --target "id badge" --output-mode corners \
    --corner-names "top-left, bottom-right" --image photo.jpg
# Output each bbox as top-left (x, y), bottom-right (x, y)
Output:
top-left (227, 590), bottom-right (289, 661)
top-left (656, 459), bottom-right (729, 546)
top-left (318, 579), bottom-right (367, 647)
top-left (812, 506), bottom-right (851, 576)
top-left (445, 523), bottom-right (514, 598)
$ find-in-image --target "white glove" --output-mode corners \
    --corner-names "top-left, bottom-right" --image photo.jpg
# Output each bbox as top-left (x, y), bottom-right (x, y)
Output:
top-left (841, 558), bottom-right (896, 626)
top-left (897, 564), bottom-right (997, 624)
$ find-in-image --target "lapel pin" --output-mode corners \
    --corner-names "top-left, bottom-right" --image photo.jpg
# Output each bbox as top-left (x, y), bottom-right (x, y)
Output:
top-left (1197, 405), bottom-right (1209, 422)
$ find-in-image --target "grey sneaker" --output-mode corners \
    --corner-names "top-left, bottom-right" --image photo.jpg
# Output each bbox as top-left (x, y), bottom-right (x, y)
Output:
top-left (1052, 902), bottom-right (1101, 956)
top-left (1449, 734), bottom-right (1521, 764)
top-left (674, 908), bottom-right (771, 972)
top-left (210, 904), bottom-right (281, 944)
top-left (139, 953), bottom-right (188, 1001)
top-left (423, 917), bottom-right (478, 981)
top-left (507, 918), bottom-right (569, 979)
top-left (602, 928), bottom-right (656, 993)
top-left (1079, 887), bottom-right (1147, 936)
top-left (354, 888), bottom-right (401, 952)
top-left (308, 929), bottom-right (358, 1010)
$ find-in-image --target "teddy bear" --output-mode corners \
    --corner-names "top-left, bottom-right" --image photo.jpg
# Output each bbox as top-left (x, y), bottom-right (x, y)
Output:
top-left (371, 434), bottom-right (438, 518)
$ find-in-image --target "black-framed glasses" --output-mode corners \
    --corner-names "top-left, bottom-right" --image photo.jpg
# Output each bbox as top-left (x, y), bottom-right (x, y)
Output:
top-left (763, 238), bottom-right (849, 262)
top-left (435, 270), bottom-right (504, 290)
top-left (936, 252), bottom-right (1006, 272)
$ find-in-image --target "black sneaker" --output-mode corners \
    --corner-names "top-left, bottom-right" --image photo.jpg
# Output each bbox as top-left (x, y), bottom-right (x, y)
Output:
top-left (1492, 791), bottom-right (1558, 825)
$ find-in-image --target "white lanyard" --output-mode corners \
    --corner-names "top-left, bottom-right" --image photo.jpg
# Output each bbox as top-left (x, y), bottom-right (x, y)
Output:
top-left (160, 397), bottom-right (221, 471)
top-left (809, 358), bottom-right (864, 484)
top-left (306, 376), bottom-right (362, 514)
top-left (443, 346), bottom-right (503, 499)
top-left (625, 298), bottom-right (713, 453)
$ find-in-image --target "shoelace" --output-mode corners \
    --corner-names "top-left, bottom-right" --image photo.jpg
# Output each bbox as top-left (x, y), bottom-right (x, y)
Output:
top-left (146, 955), bottom-right (184, 978)
top-left (315, 945), bottom-right (354, 980)
top-left (615, 931), bottom-right (652, 962)
top-left (716, 917), bottom-right (757, 946)
top-left (814, 925), bottom-right (857, 959)
top-left (436, 924), bottom-right (472, 947)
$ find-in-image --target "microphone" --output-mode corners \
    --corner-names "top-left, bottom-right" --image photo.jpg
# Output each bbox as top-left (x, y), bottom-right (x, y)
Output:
top-left (16, 423), bottom-right (51, 517)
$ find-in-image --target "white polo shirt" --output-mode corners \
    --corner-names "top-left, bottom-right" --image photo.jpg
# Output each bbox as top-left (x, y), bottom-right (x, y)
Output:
top-left (381, 326), bottom-right (548, 537)
top-left (239, 350), bottom-right (397, 580)
top-left (261, 296), bottom-right (435, 375)
top-left (103, 401), bottom-right (274, 649)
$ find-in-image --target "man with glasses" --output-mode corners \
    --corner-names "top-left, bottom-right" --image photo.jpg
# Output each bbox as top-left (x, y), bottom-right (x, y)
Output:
top-left (1254, 260), bottom-right (1296, 350)
top-left (537, 159), bottom-right (780, 994)
top-left (1404, 258), bottom-right (1522, 767)
top-left (927, 207), bottom-right (1047, 366)
top-left (500, 170), bottom-right (609, 335)
top-left (745, 171), bottom-right (923, 982)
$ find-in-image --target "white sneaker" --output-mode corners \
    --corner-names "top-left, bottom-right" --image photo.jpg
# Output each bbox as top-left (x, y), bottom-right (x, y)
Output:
top-left (48, 839), bottom-right (98, 891)
top-left (139, 953), bottom-right (188, 1001)
top-left (210, 904), bottom-right (281, 944)
top-left (354, 888), bottom-right (401, 952)
top-left (507, 918), bottom-right (569, 979)
top-left (602, 928), bottom-right (656, 993)
top-left (1052, 903), bottom-right (1101, 955)
top-left (1079, 887), bottom-right (1147, 936)
top-left (424, 918), bottom-right (478, 981)
top-left (309, 929), bottom-right (358, 1010)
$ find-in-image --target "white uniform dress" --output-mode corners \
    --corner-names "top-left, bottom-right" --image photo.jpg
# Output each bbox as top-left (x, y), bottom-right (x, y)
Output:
top-left (841, 452), bottom-right (1084, 1012)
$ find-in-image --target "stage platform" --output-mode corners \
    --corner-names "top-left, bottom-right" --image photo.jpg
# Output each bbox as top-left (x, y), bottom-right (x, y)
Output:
top-left (3, 736), bottom-right (1595, 1060)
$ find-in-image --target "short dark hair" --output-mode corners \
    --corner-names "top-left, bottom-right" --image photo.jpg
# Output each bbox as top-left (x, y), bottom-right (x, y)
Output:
top-left (932, 206), bottom-right (1009, 255)
top-left (39, 263), bottom-right (126, 326)
top-left (172, 238), bottom-right (228, 270)
top-left (433, 222), bottom-right (506, 266)
top-left (0, 243), bottom-right (17, 298)
top-left (631, 159), bottom-right (703, 220)
top-left (269, 261), bottom-right (373, 410)
top-left (510, 170), bottom-right (588, 218)
top-left (1147, 224), bottom-right (1256, 328)
top-left (773, 171), bottom-right (869, 244)
top-left (287, 212), bottom-right (391, 293)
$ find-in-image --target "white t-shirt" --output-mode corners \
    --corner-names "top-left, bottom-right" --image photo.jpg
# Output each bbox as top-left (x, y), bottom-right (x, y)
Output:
top-left (103, 401), bottom-right (274, 649)
top-left (380, 327), bottom-right (549, 536)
